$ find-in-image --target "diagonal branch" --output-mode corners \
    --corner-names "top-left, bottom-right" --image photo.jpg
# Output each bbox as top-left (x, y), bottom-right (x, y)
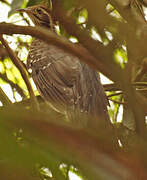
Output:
top-left (52, 1), bottom-right (122, 81)
top-left (0, 23), bottom-right (115, 81)
top-left (0, 35), bottom-right (39, 109)
top-left (2, 107), bottom-right (147, 180)
top-left (0, 87), bottom-right (11, 105)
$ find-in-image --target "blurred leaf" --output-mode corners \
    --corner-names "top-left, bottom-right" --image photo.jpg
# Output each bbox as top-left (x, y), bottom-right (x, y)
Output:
top-left (63, 0), bottom-right (75, 10)
top-left (6, 69), bottom-right (16, 83)
top-left (0, 0), bottom-right (10, 5)
top-left (114, 48), bottom-right (128, 68)
top-left (4, 58), bottom-right (13, 69)
top-left (0, 61), bottom-right (5, 74)
top-left (0, 0), bottom-right (147, 179)
top-left (0, 106), bottom-right (146, 179)
top-left (27, 0), bottom-right (45, 7)
top-left (0, 78), bottom-right (6, 85)
top-left (77, 8), bottom-right (88, 24)
top-left (8, 0), bottom-right (26, 16)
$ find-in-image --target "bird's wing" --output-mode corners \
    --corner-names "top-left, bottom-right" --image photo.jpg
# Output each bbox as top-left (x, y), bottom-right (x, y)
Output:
top-left (28, 39), bottom-right (80, 109)
top-left (28, 39), bottom-right (110, 127)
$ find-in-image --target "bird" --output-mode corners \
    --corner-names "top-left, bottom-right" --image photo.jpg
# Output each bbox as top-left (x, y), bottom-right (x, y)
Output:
top-left (17, 4), bottom-right (111, 129)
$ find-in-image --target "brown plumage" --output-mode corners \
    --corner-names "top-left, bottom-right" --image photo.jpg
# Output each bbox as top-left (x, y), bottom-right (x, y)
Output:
top-left (18, 5), bottom-right (111, 128)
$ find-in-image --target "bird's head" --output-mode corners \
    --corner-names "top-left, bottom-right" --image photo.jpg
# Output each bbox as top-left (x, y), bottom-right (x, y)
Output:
top-left (17, 5), bottom-right (53, 29)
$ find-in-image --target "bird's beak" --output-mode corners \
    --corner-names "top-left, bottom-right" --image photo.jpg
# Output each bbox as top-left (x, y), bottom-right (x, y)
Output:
top-left (16, 8), bottom-right (26, 12)
top-left (16, 8), bottom-right (31, 14)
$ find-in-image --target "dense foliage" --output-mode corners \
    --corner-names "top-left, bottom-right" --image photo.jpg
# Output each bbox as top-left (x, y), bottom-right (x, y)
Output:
top-left (0, 0), bottom-right (147, 179)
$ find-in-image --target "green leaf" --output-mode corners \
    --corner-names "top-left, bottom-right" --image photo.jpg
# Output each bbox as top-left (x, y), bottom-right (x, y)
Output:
top-left (114, 48), bottom-right (128, 68)
top-left (8, 0), bottom-right (25, 17)
top-left (27, 0), bottom-right (44, 7)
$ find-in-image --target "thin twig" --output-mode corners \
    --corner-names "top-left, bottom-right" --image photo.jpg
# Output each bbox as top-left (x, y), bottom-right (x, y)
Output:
top-left (0, 35), bottom-right (39, 110)
top-left (132, 82), bottom-right (147, 86)
top-left (0, 0), bottom-right (10, 6)
top-left (104, 82), bottom-right (147, 91)
top-left (107, 92), bottom-right (123, 98)
top-left (137, 88), bottom-right (147, 92)
top-left (114, 95), bottom-right (123, 123)
top-left (107, 88), bottom-right (146, 98)
top-left (108, 98), bottom-right (126, 105)
top-left (0, 72), bottom-right (26, 98)
top-left (0, 86), bottom-right (11, 105)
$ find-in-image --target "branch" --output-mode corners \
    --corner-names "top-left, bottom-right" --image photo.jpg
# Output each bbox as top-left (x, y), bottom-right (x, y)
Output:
top-left (109, 0), bottom-right (146, 26)
top-left (108, 98), bottom-right (127, 105)
top-left (0, 35), bottom-right (39, 109)
top-left (0, 87), bottom-right (11, 105)
top-left (104, 82), bottom-right (147, 91)
top-left (107, 92), bottom-right (122, 97)
top-left (0, 23), bottom-right (116, 81)
top-left (2, 107), bottom-right (147, 180)
top-left (52, 1), bottom-right (122, 82)
top-left (0, 0), bottom-right (10, 6)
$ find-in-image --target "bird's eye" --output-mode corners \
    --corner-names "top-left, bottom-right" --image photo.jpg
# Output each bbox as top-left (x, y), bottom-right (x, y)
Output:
top-left (36, 8), bottom-right (42, 14)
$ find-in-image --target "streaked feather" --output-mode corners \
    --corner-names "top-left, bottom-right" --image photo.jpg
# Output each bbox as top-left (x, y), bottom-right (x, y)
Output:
top-left (24, 5), bottom-right (111, 128)
top-left (28, 38), bottom-right (110, 126)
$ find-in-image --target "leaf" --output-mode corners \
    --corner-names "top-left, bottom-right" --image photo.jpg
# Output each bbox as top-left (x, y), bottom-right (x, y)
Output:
top-left (27, 0), bottom-right (45, 7)
top-left (8, 0), bottom-right (25, 17)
